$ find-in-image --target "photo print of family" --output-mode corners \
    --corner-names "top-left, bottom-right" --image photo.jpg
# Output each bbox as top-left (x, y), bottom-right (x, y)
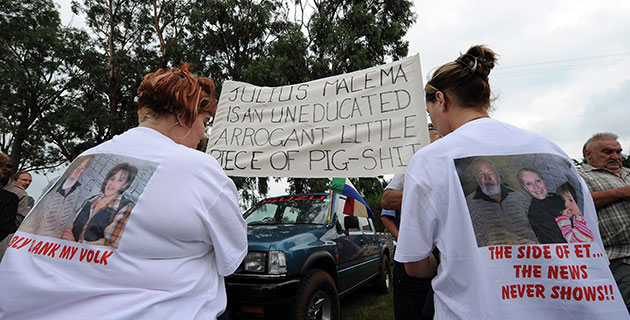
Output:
top-left (19, 154), bottom-right (158, 248)
top-left (455, 153), bottom-right (594, 247)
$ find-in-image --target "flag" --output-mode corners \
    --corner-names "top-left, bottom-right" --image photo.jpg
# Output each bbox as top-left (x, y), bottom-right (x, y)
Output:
top-left (331, 178), bottom-right (375, 220)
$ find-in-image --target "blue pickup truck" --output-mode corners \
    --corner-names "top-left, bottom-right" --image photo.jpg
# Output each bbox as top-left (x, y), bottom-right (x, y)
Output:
top-left (226, 192), bottom-right (393, 319)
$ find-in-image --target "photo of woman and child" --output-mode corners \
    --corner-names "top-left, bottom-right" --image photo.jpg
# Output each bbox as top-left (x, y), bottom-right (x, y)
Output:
top-left (517, 168), bottom-right (594, 244)
top-left (19, 153), bottom-right (155, 249)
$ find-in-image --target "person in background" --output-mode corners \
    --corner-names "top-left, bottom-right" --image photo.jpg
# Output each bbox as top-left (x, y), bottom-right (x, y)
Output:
top-left (12, 171), bottom-right (32, 191)
top-left (0, 63), bottom-right (248, 319)
top-left (380, 123), bottom-right (441, 320)
top-left (1, 158), bottom-right (28, 225)
top-left (0, 153), bottom-right (19, 243)
top-left (11, 171), bottom-right (33, 211)
top-left (0, 155), bottom-right (28, 260)
top-left (395, 45), bottom-right (627, 318)
top-left (579, 132), bottom-right (630, 311)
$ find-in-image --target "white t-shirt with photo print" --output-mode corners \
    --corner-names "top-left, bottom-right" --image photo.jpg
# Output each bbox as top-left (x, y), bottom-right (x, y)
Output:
top-left (0, 127), bottom-right (247, 319)
top-left (395, 118), bottom-right (628, 319)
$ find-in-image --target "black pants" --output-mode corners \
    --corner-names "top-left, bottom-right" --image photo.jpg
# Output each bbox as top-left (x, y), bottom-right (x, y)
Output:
top-left (393, 261), bottom-right (434, 320)
top-left (610, 259), bottom-right (630, 313)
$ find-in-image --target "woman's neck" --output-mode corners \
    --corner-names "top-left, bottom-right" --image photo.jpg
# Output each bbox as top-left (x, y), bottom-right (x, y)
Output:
top-left (449, 106), bottom-right (490, 131)
top-left (139, 115), bottom-right (178, 142)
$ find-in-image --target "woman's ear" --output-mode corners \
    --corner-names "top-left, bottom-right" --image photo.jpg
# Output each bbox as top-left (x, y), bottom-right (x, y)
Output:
top-left (435, 91), bottom-right (447, 111)
top-left (175, 114), bottom-right (188, 127)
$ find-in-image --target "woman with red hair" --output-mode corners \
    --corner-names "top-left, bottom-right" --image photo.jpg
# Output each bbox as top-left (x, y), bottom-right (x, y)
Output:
top-left (0, 64), bottom-right (247, 319)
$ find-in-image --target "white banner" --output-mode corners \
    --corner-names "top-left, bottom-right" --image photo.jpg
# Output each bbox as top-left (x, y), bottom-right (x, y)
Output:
top-left (207, 55), bottom-right (428, 177)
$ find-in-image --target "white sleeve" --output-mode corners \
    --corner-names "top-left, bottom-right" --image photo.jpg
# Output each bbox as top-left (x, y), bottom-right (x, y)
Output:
top-left (394, 157), bottom-right (438, 263)
top-left (385, 173), bottom-right (405, 191)
top-left (206, 179), bottom-right (248, 276)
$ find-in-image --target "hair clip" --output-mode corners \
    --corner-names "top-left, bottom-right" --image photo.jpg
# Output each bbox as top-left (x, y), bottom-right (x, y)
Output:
top-left (456, 53), bottom-right (489, 77)
top-left (456, 54), bottom-right (477, 73)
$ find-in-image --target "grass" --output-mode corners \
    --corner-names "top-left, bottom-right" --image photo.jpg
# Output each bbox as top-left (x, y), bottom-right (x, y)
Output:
top-left (340, 286), bottom-right (394, 320)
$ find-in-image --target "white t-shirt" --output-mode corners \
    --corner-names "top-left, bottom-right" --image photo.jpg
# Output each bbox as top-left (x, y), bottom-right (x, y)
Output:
top-left (395, 118), bottom-right (628, 319)
top-left (385, 173), bottom-right (404, 191)
top-left (0, 127), bottom-right (248, 319)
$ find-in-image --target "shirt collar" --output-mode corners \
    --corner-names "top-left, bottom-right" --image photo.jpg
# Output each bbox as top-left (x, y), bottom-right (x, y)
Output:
top-left (56, 180), bottom-right (81, 197)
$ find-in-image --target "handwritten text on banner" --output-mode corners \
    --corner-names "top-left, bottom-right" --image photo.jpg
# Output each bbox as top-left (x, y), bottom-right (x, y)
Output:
top-left (207, 55), bottom-right (428, 177)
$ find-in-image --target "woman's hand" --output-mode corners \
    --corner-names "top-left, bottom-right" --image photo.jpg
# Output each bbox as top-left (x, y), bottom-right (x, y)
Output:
top-left (61, 229), bottom-right (75, 241)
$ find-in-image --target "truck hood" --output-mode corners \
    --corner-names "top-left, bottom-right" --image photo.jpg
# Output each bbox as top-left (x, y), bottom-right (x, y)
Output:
top-left (246, 224), bottom-right (328, 252)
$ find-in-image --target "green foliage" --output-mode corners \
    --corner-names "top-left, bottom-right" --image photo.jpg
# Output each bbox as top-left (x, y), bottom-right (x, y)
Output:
top-left (0, 0), bottom-right (96, 170)
top-left (73, 0), bottom-right (159, 138)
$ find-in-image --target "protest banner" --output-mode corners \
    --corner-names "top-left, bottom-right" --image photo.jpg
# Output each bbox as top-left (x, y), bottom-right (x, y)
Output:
top-left (207, 55), bottom-right (428, 177)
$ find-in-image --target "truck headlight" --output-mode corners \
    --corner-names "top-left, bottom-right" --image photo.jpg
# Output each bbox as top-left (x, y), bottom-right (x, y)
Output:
top-left (268, 251), bottom-right (287, 275)
top-left (243, 252), bottom-right (266, 273)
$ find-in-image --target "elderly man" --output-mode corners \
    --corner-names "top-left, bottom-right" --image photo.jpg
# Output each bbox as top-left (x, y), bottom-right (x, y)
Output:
top-left (579, 132), bottom-right (630, 310)
top-left (466, 159), bottom-right (538, 247)
top-left (19, 155), bottom-right (93, 238)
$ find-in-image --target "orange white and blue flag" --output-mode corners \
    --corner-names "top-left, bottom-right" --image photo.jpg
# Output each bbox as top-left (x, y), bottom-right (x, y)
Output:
top-left (331, 178), bottom-right (375, 220)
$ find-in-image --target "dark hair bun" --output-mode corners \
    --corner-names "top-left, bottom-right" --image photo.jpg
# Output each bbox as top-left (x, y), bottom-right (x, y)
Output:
top-left (457, 45), bottom-right (497, 78)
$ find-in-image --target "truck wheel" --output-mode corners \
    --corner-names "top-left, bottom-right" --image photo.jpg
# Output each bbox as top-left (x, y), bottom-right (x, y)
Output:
top-left (292, 269), bottom-right (340, 320)
top-left (374, 255), bottom-right (391, 294)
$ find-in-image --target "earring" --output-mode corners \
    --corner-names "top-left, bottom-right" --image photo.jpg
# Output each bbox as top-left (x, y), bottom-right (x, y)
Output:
top-left (170, 121), bottom-right (191, 140)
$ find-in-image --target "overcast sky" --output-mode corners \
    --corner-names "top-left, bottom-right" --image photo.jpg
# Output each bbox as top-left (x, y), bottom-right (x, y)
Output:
top-left (39, 0), bottom-right (630, 198)
top-left (406, 0), bottom-right (630, 160)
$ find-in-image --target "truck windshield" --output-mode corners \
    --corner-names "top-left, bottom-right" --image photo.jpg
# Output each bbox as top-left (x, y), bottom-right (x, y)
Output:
top-left (244, 195), bottom-right (330, 225)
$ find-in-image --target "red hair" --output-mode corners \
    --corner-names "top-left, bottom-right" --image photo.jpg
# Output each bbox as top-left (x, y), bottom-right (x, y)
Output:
top-left (137, 63), bottom-right (217, 126)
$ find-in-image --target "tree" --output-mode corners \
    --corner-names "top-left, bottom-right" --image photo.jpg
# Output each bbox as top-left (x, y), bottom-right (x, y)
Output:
top-left (2, 0), bottom-right (416, 204)
top-left (72, 0), bottom-right (159, 138)
top-left (151, 0), bottom-right (194, 68)
top-left (304, 0), bottom-right (414, 76)
top-left (284, 0), bottom-right (415, 205)
top-left (0, 0), bottom-right (95, 170)
top-left (184, 0), bottom-right (415, 206)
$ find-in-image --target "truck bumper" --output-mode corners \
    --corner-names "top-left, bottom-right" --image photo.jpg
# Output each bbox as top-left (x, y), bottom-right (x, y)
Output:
top-left (226, 277), bottom-right (300, 317)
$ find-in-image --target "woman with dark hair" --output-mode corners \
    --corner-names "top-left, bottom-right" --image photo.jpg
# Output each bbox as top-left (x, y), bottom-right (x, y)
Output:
top-left (516, 167), bottom-right (567, 244)
top-left (61, 163), bottom-right (138, 248)
top-left (0, 64), bottom-right (247, 319)
top-left (394, 46), bottom-right (626, 318)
